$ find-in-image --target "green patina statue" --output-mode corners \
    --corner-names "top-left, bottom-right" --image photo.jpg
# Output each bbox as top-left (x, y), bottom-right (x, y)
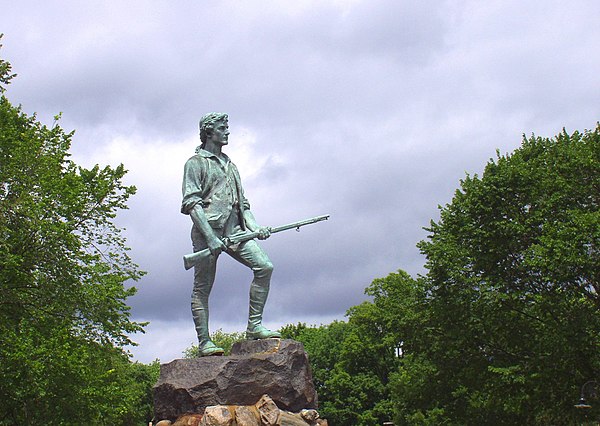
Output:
top-left (181, 112), bottom-right (280, 356)
top-left (181, 113), bottom-right (329, 356)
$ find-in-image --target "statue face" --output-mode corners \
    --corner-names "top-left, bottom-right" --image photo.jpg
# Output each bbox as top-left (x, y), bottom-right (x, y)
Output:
top-left (208, 119), bottom-right (229, 147)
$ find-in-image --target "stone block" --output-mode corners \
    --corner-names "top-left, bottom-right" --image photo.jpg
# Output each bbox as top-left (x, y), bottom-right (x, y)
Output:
top-left (153, 339), bottom-right (317, 422)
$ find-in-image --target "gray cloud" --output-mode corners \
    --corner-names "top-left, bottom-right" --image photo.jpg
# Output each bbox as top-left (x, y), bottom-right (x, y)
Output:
top-left (2, 0), bottom-right (600, 362)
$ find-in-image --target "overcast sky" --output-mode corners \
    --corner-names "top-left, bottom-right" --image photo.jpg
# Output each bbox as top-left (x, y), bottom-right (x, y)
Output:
top-left (2, 0), bottom-right (599, 363)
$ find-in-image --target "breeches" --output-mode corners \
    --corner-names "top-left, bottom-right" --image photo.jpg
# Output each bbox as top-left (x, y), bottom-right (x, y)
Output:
top-left (191, 223), bottom-right (274, 306)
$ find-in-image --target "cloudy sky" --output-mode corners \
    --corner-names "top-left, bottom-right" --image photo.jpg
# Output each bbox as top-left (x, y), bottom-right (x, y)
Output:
top-left (2, 0), bottom-right (599, 363)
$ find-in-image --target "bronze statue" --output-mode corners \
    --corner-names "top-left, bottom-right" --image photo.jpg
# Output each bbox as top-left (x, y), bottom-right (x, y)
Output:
top-left (181, 112), bottom-right (279, 356)
top-left (181, 113), bottom-right (329, 356)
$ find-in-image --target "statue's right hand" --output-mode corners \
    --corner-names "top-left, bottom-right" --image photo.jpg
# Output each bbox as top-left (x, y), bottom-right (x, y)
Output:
top-left (207, 236), bottom-right (227, 256)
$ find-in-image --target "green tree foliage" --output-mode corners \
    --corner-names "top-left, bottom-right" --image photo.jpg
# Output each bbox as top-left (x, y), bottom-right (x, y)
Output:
top-left (395, 126), bottom-right (600, 424)
top-left (0, 35), bottom-right (16, 92)
top-left (183, 329), bottom-right (246, 357)
top-left (0, 41), bottom-right (153, 424)
top-left (290, 126), bottom-right (599, 425)
top-left (118, 359), bottom-right (161, 424)
top-left (282, 318), bottom-right (397, 426)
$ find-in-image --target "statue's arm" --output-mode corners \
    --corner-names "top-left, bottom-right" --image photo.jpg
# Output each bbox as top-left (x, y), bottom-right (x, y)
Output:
top-left (243, 209), bottom-right (271, 240)
top-left (181, 157), bottom-right (226, 255)
top-left (231, 163), bottom-right (269, 240)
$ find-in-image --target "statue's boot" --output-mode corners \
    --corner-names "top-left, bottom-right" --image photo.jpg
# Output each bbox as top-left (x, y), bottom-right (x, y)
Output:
top-left (192, 304), bottom-right (224, 356)
top-left (198, 340), bottom-right (224, 356)
top-left (246, 284), bottom-right (281, 340)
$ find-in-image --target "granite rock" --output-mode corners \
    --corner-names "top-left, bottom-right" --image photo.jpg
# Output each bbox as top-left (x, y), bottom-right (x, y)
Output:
top-left (199, 406), bottom-right (233, 426)
top-left (153, 339), bottom-right (317, 421)
top-left (173, 413), bottom-right (203, 426)
top-left (159, 395), bottom-right (325, 426)
top-left (234, 405), bottom-right (260, 426)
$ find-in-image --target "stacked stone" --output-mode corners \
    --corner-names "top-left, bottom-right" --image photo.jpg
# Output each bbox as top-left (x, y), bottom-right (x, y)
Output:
top-left (153, 339), bottom-right (324, 426)
top-left (154, 394), bottom-right (327, 426)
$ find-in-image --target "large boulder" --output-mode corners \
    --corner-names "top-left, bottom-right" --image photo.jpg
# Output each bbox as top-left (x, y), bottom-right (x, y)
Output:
top-left (153, 339), bottom-right (317, 422)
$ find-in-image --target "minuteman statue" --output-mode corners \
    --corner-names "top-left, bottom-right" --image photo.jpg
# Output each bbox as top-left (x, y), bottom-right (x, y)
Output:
top-left (181, 112), bottom-right (280, 356)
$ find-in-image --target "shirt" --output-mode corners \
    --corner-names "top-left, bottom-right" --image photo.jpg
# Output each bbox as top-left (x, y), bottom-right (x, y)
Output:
top-left (181, 148), bottom-right (250, 229)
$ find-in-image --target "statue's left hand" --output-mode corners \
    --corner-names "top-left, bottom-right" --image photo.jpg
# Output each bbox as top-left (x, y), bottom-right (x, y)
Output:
top-left (256, 226), bottom-right (271, 240)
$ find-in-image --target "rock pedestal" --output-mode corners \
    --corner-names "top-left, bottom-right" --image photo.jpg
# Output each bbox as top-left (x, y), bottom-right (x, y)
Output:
top-left (153, 339), bottom-right (318, 422)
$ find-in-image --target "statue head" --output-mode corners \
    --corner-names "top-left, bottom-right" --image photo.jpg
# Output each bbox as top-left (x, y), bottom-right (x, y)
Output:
top-left (199, 112), bottom-right (228, 149)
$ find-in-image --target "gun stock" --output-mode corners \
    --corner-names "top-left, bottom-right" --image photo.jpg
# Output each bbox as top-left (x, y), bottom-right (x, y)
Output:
top-left (183, 249), bottom-right (211, 270)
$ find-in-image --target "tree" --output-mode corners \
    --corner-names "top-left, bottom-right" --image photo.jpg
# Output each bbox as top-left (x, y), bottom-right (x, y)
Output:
top-left (390, 126), bottom-right (600, 424)
top-left (0, 38), bottom-right (149, 424)
top-left (282, 316), bottom-right (399, 426)
top-left (305, 126), bottom-right (599, 425)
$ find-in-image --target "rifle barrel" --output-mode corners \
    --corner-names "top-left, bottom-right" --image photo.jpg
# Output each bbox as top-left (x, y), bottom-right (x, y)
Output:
top-left (271, 214), bottom-right (330, 233)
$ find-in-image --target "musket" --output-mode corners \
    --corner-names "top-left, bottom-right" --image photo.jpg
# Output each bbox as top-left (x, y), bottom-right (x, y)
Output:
top-left (183, 214), bottom-right (330, 270)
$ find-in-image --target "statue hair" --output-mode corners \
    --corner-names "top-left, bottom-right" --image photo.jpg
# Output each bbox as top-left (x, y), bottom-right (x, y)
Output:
top-left (198, 112), bottom-right (228, 149)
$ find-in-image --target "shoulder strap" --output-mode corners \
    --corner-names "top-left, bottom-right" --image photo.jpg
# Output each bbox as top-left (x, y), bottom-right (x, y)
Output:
top-left (230, 164), bottom-right (247, 231)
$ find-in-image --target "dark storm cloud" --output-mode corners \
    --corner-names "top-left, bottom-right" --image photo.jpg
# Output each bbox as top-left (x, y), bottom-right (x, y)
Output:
top-left (2, 0), bottom-right (600, 362)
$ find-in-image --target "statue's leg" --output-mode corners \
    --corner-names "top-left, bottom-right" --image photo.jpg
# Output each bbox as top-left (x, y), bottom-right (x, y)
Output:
top-left (191, 230), bottom-right (224, 356)
top-left (228, 239), bottom-right (281, 339)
